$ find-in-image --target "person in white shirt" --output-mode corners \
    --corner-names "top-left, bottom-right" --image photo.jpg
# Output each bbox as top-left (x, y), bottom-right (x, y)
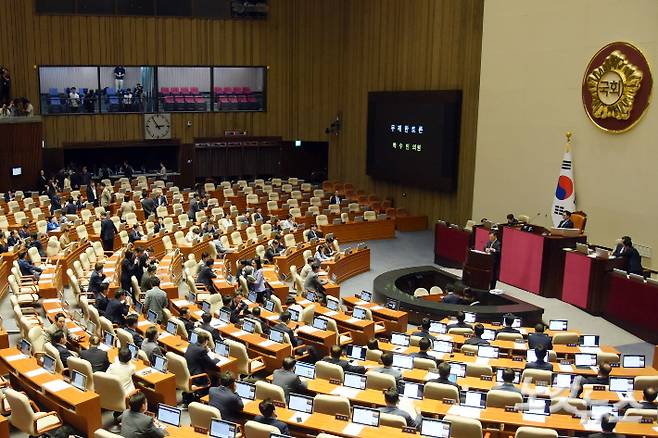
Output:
top-left (314, 244), bottom-right (330, 263)
top-left (280, 214), bottom-right (297, 231)
top-left (300, 257), bottom-right (314, 280)
top-left (219, 217), bottom-right (233, 233)
top-left (122, 89), bottom-right (133, 106)
top-left (186, 226), bottom-right (201, 243)
top-left (159, 162), bottom-right (167, 180)
top-left (107, 347), bottom-right (135, 392)
top-left (68, 87), bottom-right (80, 112)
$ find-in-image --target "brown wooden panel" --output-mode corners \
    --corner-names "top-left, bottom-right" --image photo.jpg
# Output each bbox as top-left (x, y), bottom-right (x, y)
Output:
top-left (0, 119), bottom-right (44, 192)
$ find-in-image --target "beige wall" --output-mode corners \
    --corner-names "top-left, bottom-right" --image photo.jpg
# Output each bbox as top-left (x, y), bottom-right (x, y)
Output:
top-left (474, 0), bottom-right (658, 267)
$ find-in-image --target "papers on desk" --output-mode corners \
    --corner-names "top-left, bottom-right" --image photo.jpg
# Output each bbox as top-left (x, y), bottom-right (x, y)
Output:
top-left (25, 368), bottom-right (48, 378)
top-left (136, 367), bottom-right (155, 377)
top-left (69, 326), bottom-right (83, 333)
top-left (46, 307), bottom-right (64, 313)
top-left (194, 310), bottom-right (204, 317)
top-left (5, 354), bottom-right (28, 362)
top-left (424, 372), bottom-right (440, 381)
top-left (346, 318), bottom-right (360, 324)
top-left (341, 423), bottom-right (365, 436)
top-left (270, 281), bottom-right (284, 287)
top-left (298, 299), bottom-right (311, 306)
top-left (370, 305), bottom-right (384, 311)
top-left (583, 420), bottom-right (602, 432)
top-left (158, 332), bottom-right (172, 339)
top-left (259, 340), bottom-right (277, 348)
top-left (519, 328), bottom-right (528, 335)
top-left (355, 300), bottom-right (368, 306)
top-left (266, 315), bottom-right (279, 321)
top-left (232, 330), bottom-right (248, 338)
top-left (172, 299), bottom-right (190, 307)
top-left (297, 326), bottom-right (319, 334)
top-left (216, 356), bottom-right (231, 366)
top-left (522, 413), bottom-right (546, 423)
top-left (42, 298), bottom-right (59, 304)
top-left (325, 311), bottom-right (338, 317)
top-left (558, 364), bottom-right (573, 372)
top-left (436, 334), bottom-right (454, 341)
top-left (475, 357), bottom-right (490, 366)
top-left (137, 320), bottom-right (152, 327)
top-left (447, 405), bottom-right (481, 418)
top-left (98, 343), bottom-right (111, 351)
top-left (43, 379), bottom-right (72, 393)
top-left (210, 319), bottom-right (226, 328)
top-left (393, 346), bottom-right (407, 353)
top-left (331, 386), bottom-right (361, 399)
top-left (288, 411), bottom-right (312, 424)
top-left (579, 347), bottom-right (602, 354)
top-left (427, 351), bottom-right (445, 361)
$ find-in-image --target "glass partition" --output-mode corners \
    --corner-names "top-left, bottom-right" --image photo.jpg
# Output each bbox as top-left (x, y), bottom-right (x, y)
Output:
top-left (157, 67), bottom-right (211, 112)
top-left (38, 66), bottom-right (100, 114)
top-left (99, 66), bottom-right (156, 113)
top-left (212, 66), bottom-right (266, 112)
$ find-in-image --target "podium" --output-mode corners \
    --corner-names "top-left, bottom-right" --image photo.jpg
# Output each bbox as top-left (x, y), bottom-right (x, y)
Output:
top-left (434, 222), bottom-right (471, 268)
top-left (463, 250), bottom-right (494, 290)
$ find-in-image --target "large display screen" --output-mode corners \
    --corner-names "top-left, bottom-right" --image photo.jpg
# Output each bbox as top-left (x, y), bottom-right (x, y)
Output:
top-left (366, 90), bottom-right (462, 192)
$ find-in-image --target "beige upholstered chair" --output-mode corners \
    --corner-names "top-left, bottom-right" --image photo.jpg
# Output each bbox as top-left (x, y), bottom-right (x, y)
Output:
top-left (316, 361), bottom-right (344, 382)
top-left (189, 402), bottom-right (222, 430)
top-left (634, 376), bottom-right (658, 390)
top-left (466, 363), bottom-right (492, 378)
top-left (244, 420), bottom-right (279, 438)
top-left (93, 372), bottom-right (133, 413)
top-left (486, 389), bottom-right (523, 408)
top-left (624, 408), bottom-right (658, 419)
top-left (67, 356), bottom-right (95, 392)
top-left (380, 412), bottom-right (407, 428)
top-left (552, 332), bottom-right (578, 345)
top-left (424, 382), bottom-right (459, 402)
top-left (313, 394), bottom-right (351, 416)
top-left (365, 348), bottom-right (382, 362)
top-left (496, 332), bottom-right (524, 342)
top-left (413, 288), bottom-right (429, 297)
top-left (5, 388), bottom-right (63, 436)
top-left (255, 381), bottom-right (286, 403)
top-left (515, 426), bottom-right (558, 438)
top-left (365, 371), bottom-right (396, 391)
top-left (225, 339), bottom-right (266, 375)
top-left (597, 352), bottom-right (620, 366)
top-left (413, 357), bottom-right (437, 370)
top-left (443, 415), bottom-right (483, 438)
top-left (521, 369), bottom-right (552, 385)
top-left (94, 429), bottom-right (123, 438)
top-left (448, 327), bottom-right (474, 336)
top-left (166, 352), bottom-right (211, 396)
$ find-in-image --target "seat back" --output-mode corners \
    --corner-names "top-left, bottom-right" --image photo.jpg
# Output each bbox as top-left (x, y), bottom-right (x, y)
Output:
top-left (414, 288), bottom-right (429, 297)
top-left (44, 342), bottom-right (65, 374)
top-left (166, 352), bottom-right (192, 391)
top-left (254, 380), bottom-right (286, 403)
top-left (244, 420), bottom-right (280, 438)
top-left (424, 382), bottom-right (459, 402)
top-left (514, 427), bottom-right (558, 438)
top-left (365, 371), bottom-right (396, 391)
top-left (188, 402), bottom-right (222, 430)
top-left (316, 215), bottom-right (329, 226)
top-left (67, 356), bottom-right (95, 391)
top-left (552, 332), bottom-right (578, 345)
top-left (93, 372), bottom-right (128, 411)
top-left (496, 332), bottom-right (524, 342)
top-left (486, 389), bottom-right (523, 408)
top-left (413, 357), bottom-right (437, 370)
top-left (521, 369), bottom-right (552, 385)
top-left (224, 339), bottom-right (249, 374)
top-left (443, 415), bottom-right (483, 438)
top-left (6, 388), bottom-right (41, 434)
top-left (549, 397), bottom-right (586, 415)
top-left (316, 361), bottom-right (344, 382)
top-left (380, 412), bottom-right (407, 428)
top-left (634, 376), bottom-right (658, 390)
top-left (313, 394), bottom-right (350, 416)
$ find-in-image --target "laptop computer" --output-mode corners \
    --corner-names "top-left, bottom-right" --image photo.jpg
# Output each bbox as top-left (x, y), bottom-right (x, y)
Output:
top-left (419, 418), bottom-right (451, 438)
top-left (347, 345), bottom-right (367, 361)
top-left (477, 345), bottom-right (499, 359)
top-left (429, 321), bottom-right (447, 334)
top-left (448, 362), bottom-right (467, 378)
top-left (209, 419), bottom-right (238, 438)
top-left (481, 329), bottom-right (496, 341)
top-left (385, 298), bottom-right (399, 310)
top-left (622, 355), bottom-right (645, 368)
top-left (359, 290), bottom-right (372, 302)
top-left (294, 362), bottom-right (316, 379)
top-left (326, 298), bottom-right (340, 312)
top-left (524, 398), bottom-right (551, 415)
top-left (235, 381), bottom-right (256, 402)
top-left (127, 343), bottom-right (138, 360)
top-left (189, 331), bottom-right (199, 344)
top-left (288, 307), bottom-right (301, 322)
top-left (548, 319), bottom-right (568, 331)
top-left (527, 349), bottom-right (553, 363)
top-left (134, 300), bottom-right (143, 315)
top-left (201, 301), bottom-right (212, 314)
top-left (351, 406), bottom-right (380, 427)
top-left (152, 354), bottom-right (168, 373)
top-left (594, 248), bottom-right (610, 259)
top-left (579, 335), bottom-right (600, 347)
top-left (462, 391), bottom-right (486, 409)
top-left (502, 317), bottom-right (522, 328)
top-left (19, 339), bottom-right (31, 356)
top-left (165, 320), bottom-right (178, 335)
top-left (344, 372), bottom-right (367, 390)
top-left (248, 291), bottom-right (258, 303)
top-left (312, 316), bottom-right (328, 331)
top-left (70, 370), bottom-right (87, 391)
top-left (352, 307), bottom-right (367, 320)
top-left (433, 340), bottom-right (453, 354)
top-left (264, 299), bottom-right (276, 312)
top-left (392, 354), bottom-right (413, 370)
top-left (464, 312), bottom-right (476, 323)
top-left (157, 404), bottom-right (181, 427)
top-left (401, 381), bottom-right (424, 400)
top-left (288, 393), bottom-right (314, 413)
top-left (215, 342), bottom-right (230, 357)
top-left (86, 320), bottom-right (97, 336)
top-left (188, 292), bottom-right (197, 303)
top-left (146, 309), bottom-right (158, 324)
top-left (242, 319), bottom-right (257, 334)
top-left (496, 369), bottom-right (521, 384)
top-left (590, 404), bottom-right (618, 421)
top-left (609, 377), bottom-right (634, 393)
top-left (391, 332), bottom-right (410, 348)
top-left (103, 331), bottom-right (116, 348)
top-left (574, 353), bottom-right (597, 368)
top-left (575, 242), bottom-right (589, 254)
top-left (219, 309), bottom-right (232, 323)
top-left (269, 329), bottom-right (285, 344)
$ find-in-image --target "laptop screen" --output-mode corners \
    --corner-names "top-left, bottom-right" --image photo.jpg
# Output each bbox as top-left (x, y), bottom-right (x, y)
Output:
top-left (209, 419), bottom-right (238, 438)
top-left (609, 377), bottom-right (634, 392)
top-left (157, 404), bottom-right (181, 427)
top-left (103, 331), bottom-right (115, 347)
top-left (552, 373), bottom-right (574, 388)
top-left (481, 329), bottom-right (496, 341)
top-left (401, 381), bottom-right (424, 400)
top-left (579, 335), bottom-right (600, 347)
top-left (189, 331), bottom-right (198, 344)
top-left (352, 307), bottom-right (367, 320)
top-left (147, 309), bottom-right (158, 323)
top-left (312, 317), bottom-right (328, 331)
top-left (264, 300), bottom-right (276, 312)
top-left (201, 301), bottom-right (212, 314)
top-left (527, 349), bottom-right (552, 363)
top-left (496, 369), bottom-right (521, 384)
top-left (219, 309), bottom-right (232, 323)
top-left (344, 372), bottom-right (367, 390)
top-left (463, 391), bottom-right (486, 409)
top-left (235, 381), bottom-right (256, 400)
top-left (385, 298), bottom-right (399, 310)
top-left (288, 393), bottom-right (314, 413)
top-left (575, 353), bottom-right (597, 367)
top-left (294, 362), bottom-right (315, 379)
top-left (326, 299), bottom-right (339, 311)
top-left (392, 354), bottom-right (413, 369)
top-left (166, 320), bottom-right (178, 335)
top-left (134, 301), bottom-right (143, 314)
top-left (548, 319), bottom-right (568, 331)
top-left (153, 355), bottom-right (167, 373)
top-left (590, 405), bottom-right (618, 420)
top-left (359, 290), bottom-right (372, 302)
top-left (288, 307), bottom-right (300, 322)
top-left (433, 340), bottom-right (453, 354)
top-left (127, 343), bottom-right (138, 359)
top-left (269, 330), bottom-right (285, 343)
top-left (420, 418), bottom-right (451, 438)
top-left (19, 339), bottom-right (31, 356)
top-left (188, 292), bottom-right (197, 303)
top-left (242, 319), bottom-right (256, 334)
top-left (525, 398), bottom-right (551, 415)
top-left (449, 362), bottom-right (466, 377)
top-left (71, 370), bottom-right (86, 391)
top-left (391, 332), bottom-right (410, 347)
top-left (352, 406), bottom-right (380, 427)
top-left (429, 321), bottom-right (447, 334)
top-left (477, 346), bottom-right (499, 358)
top-left (248, 291), bottom-right (257, 303)
top-left (86, 320), bottom-right (96, 336)
top-left (348, 345), bottom-right (366, 361)
top-left (215, 342), bottom-right (230, 357)
top-left (622, 355), bottom-right (645, 368)
top-left (306, 292), bottom-right (316, 303)
top-left (464, 312), bottom-right (476, 323)
top-left (502, 317), bottom-right (522, 328)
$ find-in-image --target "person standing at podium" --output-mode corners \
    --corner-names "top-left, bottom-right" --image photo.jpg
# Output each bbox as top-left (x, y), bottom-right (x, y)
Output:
top-left (484, 230), bottom-right (501, 290)
top-left (613, 236), bottom-right (643, 276)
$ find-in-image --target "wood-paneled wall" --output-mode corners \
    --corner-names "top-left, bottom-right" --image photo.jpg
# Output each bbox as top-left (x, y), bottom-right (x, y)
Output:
top-left (0, 0), bottom-right (483, 225)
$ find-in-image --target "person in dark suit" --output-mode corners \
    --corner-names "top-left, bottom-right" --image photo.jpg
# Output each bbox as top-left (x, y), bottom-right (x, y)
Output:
top-left (51, 330), bottom-right (73, 367)
top-left (587, 413), bottom-right (624, 438)
top-left (378, 387), bottom-right (417, 427)
top-left (264, 240), bottom-right (283, 263)
top-left (80, 335), bottom-right (111, 372)
top-left (208, 371), bottom-right (244, 424)
top-left (178, 308), bottom-right (196, 335)
top-left (372, 352), bottom-right (402, 389)
top-left (506, 214), bottom-right (519, 226)
top-left (441, 285), bottom-right (463, 304)
top-left (329, 192), bottom-right (341, 205)
top-left (426, 361), bottom-right (461, 392)
top-left (119, 391), bottom-right (167, 438)
top-left (124, 315), bottom-right (144, 348)
top-left (492, 368), bottom-right (522, 395)
top-left (197, 259), bottom-right (218, 294)
top-left (18, 251), bottom-right (42, 278)
top-left (18, 224), bottom-right (30, 239)
top-left (86, 181), bottom-right (98, 207)
top-left (446, 311), bottom-right (472, 332)
top-left (411, 318), bottom-right (436, 341)
top-left (638, 387), bottom-right (657, 409)
top-left (250, 307), bottom-right (271, 336)
top-left (87, 262), bottom-right (107, 295)
top-left (94, 282), bottom-right (110, 315)
top-left (154, 192), bottom-right (167, 207)
top-left (571, 363), bottom-right (612, 397)
top-left (185, 331), bottom-right (221, 391)
top-left (322, 345), bottom-right (366, 374)
top-left (528, 324), bottom-right (553, 351)
top-left (497, 313), bottom-right (521, 335)
top-left (484, 230), bottom-right (502, 290)
top-left (410, 337), bottom-right (437, 365)
top-left (524, 345), bottom-right (553, 371)
top-left (305, 224), bottom-right (323, 241)
top-left (254, 399), bottom-right (289, 435)
top-left (105, 290), bottom-right (130, 325)
top-left (613, 236), bottom-right (643, 275)
top-left (141, 195), bottom-right (156, 219)
top-left (120, 250), bottom-right (139, 297)
top-left (557, 211), bottom-right (574, 229)
top-left (464, 323), bottom-right (491, 346)
top-left (272, 356), bottom-right (307, 402)
top-left (199, 312), bottom-right (223, 343)
top-left (188, 194), bottom-right (201, 220)
top-left (273, 311), bottom-right (300, 347)
top-left (100, 212), bottom-right (117, 252)
top-left (128, 224), bottom-right (143, 243)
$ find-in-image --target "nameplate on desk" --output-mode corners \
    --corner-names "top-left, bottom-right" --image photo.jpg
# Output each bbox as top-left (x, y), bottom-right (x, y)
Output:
top-left (480, 375), bottom-right (492, 381)
top-left (194, 426), bottom-right (207, 434)
top-left (42, 298), bottom-right (59, 304)
top-left (137, 320), bottom-right (152, 327)
top-left (266, 315), bottom-right (279, 321)
top-left (325, 311), bottom-right (338, 317)
top-left (560, 360), bottom-right (572, 365)
top-left (505, 406), bottom-right (517, 413)
top-left (273, 400), bottom-right (286, 408)
top-left (442, 398), bottom-right (455, 405)
top-left (298, 326), bottom-right (319, 334)
top-left (158, 332), bottom-right (172, 339)
top-left (522, 413), bottom-right (546, 423)
top-left (640, 417), bottom-right (654, 424)
top-left (491, 321), bottom-right (501, 326)
top-left (335, 413), bottom-right (349, 421)
top-left (172, 299), bottom-right (190, 307)
top-left (512, 356), bottom-right (523, 362)
top-left (567, 343), bottom-right (577, 347)
top-left (329, 378), bottom-right (341, 385)
top-left (402, 426), bottom-right (416, 434)
top-left (464, 351), bottom-right (475, 357)
top-left (136, 367), bottom-right (155, 377)
top-left (346, 317), bottom-right (360, 324)
top-left (298, 299), bottom-right (311, 305)
top-left (610, 362), bottom-right (620, 368)
top-left (592, 385), bottom-right (606, 391)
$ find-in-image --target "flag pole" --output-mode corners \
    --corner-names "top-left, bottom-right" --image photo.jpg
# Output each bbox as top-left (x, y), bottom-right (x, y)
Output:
top-left (565, 131), bottom-right (572, 152)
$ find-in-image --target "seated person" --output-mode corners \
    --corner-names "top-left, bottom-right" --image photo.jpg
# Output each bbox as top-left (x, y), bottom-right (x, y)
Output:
top-left (272, 356), bottom-right (307, 402)
top-left (178, 308), bottom-right (196, 334)
top-left (638, 387), bottom-right (657, 409)
top-left (411, 337), bottom-right (437, 364)
top-left (46, 312), bottom-right (77, 342)
top-left (587, 413), bottom-right (623, 438)
top-left (208, 371), bottom-right (244, 424)
top-left (378, 387), bottom-right (418, 428)
top-left (322, 345), bottom-right (366, 374)
top-left (570, 363), bottom-right (611, 397)
top-left (254, 399), bottom-right (289, 435)
top-left (426, 361), bottom-right (461, 392)
top-left (411, 318), bottom-right (436, 342)
top-left (273, 311), bottom-right (301, 347)
top-left (80, 335), bottom-right (111, 372)
top-left (446, 311), bottom-right (472, 332)
top-left (303, 263), bottom-right (326, 301)
top-left (441, 285), bottom-right (462, 304)
top-left (250, 307), bottom-right (271, 336)
top-left (124, 314), bottom-right (144, 348)
top-left (464, 323), bottom-right (491, 346)
top-left (299, 257), bottom-right (315, 280)
top-left (492, 368), bottom-right (522, 395)
top-left (184, 331), bottom-right (221, 388)
top-left (367, 338), bottom-right (381, 353)
top-left (140, 326), bottom-right (163, 364)
top-left (305, 224), bottom-right (323, 241)
top-left (506, 214), bottom-right (519, 225)
top-left (18, 251), bottom-right (43, 278)
top-left (497, 313), bottom-right (521, 335)
top-left (613, 235), bottom-right (643, 276)
top-left (372, 352), bottom-right (402, 387)
top-left (557, 211), bottom-right (574, 229)
top-left (196, 258), bottom-right (218, 294)
top-left (105, 290), bottom-right (130, 325)
top-left (120, 391), bottom-right (167, 438)
top-left (128, 223), bottom-right (143, 243)
top-left (528, 323), bottom-right (552, 350)
top-left (280, 214), bottom-right (297, 231)
top-left (524, 345), bottom-right (553, 371)
top-left (107, 347), bottom-right (136, 392)
top-left (199, 312), bottom-right (223, 343)
top-left (51, 330), bottom-right (74, 368)
top-left (314, 244), bottom-right (330, 263)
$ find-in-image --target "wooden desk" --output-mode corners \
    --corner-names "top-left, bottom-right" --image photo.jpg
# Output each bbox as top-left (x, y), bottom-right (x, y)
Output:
top-left (342, 296), bottom-right (408, 334)
top-left (604, 271), bottom-right (658, 344)
top-left (297, 299), bottom-right (375, 345)
top-left (274, 241), bottom-right (320, 278)
top-left (0, 348), bottom-right (101, 437)
top-left (321, 247), bottom-right (371, 283)
top-left (319, 219), bottom-right (396, 243)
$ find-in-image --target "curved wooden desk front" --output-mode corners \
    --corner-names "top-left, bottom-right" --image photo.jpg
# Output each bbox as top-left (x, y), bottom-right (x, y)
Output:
top-left (321, 247), bottom-right (371, 284)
